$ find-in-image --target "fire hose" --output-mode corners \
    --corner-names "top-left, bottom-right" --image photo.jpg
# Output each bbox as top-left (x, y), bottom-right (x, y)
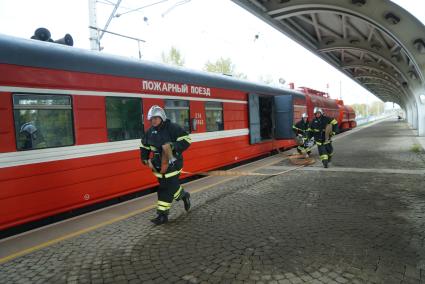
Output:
top-left (181, 154), bottom-right (315, 177)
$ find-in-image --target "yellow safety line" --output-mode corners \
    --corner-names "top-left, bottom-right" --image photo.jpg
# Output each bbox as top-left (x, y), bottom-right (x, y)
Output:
top-left (0, 155), bottom-right (292, 264)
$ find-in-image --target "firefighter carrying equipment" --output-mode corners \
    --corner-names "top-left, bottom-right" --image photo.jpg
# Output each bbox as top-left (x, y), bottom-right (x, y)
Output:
top-left (293, 117), bottom-right (312, 155)
top-left (308, 114), bottom-right (337, 167)
top-left (292, 118), bottom-right (310, 136)
top-left (308, 115), bottom-right (338, 143)
top-left (140, 118), bottom-right (192, 224)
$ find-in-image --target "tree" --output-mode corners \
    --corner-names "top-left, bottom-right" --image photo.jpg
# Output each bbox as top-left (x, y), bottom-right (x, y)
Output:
top-left (161, 46), bottom-right (185, 67)
top-left (351, 103), bottom-right (367, 117)
top-left (369, 101), bottom-right (385, 116)
top-left (351, 101), bottom-right (384, 117)
top-left (204, 57), bottom-right (247, 79)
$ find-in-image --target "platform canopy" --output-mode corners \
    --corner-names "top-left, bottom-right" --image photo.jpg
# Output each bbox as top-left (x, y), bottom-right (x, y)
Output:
top-left (232, 0), bottom-right (425, 135)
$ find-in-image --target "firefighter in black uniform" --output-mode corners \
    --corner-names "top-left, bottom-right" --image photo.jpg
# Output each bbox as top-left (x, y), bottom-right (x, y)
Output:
top-left (140, 105), bottom-right (192, 225)
top-left (292, 113), bottom-right (312, 156)
top-left (309, 107), bottom-right (338, 168)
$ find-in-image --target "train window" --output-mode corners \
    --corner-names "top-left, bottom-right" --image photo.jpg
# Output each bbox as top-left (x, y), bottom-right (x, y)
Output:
top-left (164, 100), bottom-right (190, 132)
top-left (13, 94), bottom-right (74, 151)
top-left (205, 101), bottom-right (224, 132)
top-left (106, 97), bottom-right (143, 141)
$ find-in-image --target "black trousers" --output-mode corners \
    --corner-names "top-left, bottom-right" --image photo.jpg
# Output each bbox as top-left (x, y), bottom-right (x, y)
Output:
top-left (154, 160), bottom-right (185, 214)
top-left (317, 141), bottom-right (333, 161)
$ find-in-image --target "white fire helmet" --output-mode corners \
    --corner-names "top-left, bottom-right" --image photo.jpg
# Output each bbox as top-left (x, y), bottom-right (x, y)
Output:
top-left (147, 105), bottom-right (167, 121)
top-left (313, 107), bottom-right (323, 115)
top-left (302, 113), bottom-right (308, 118)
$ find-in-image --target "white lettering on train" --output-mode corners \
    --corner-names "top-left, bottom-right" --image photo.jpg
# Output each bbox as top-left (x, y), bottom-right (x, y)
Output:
top-left (190, 86), bottom-right (211, 96)
top-left (142, 80), bottom-right (211, 96)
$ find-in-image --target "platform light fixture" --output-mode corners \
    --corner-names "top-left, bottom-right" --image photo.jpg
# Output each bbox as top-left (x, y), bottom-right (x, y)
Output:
top-left (384, 12), bottom-right (400, 25)
top-left (413, 39), bottom-right (425, 54)
top-left (351, 0), bottom-right (366, 7)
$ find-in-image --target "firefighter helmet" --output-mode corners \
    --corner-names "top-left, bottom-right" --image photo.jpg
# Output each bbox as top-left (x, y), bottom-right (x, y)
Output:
top-left (313, 107), bottom-right (323, 114)
top-left (302, 113), bottom-right (308, 118)
top-left (147, 105), bottom-right (167, 121)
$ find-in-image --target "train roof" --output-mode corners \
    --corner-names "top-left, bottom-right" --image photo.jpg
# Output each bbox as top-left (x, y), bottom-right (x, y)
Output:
top-left (0, 34), bottom-right (303, 97)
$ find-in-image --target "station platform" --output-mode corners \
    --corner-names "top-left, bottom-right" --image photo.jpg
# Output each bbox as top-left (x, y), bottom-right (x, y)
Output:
top-left (1, 118), bottom-right (425, 284)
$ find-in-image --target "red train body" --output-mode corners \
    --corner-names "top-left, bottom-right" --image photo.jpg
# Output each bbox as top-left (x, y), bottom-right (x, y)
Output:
top-left (0, 35), bottom-right (355, 230)
top-left (299, 87), bottom-right (357, 131)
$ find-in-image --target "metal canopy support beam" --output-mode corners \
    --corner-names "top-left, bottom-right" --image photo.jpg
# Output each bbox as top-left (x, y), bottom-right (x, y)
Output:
top-left (311, 13), bottom-right (322, 42)
top-left (317, 39), bottom-right (412, 84)
top-left (418, 103), bottom-right (425, 135)
top-left (232, 0), bottom-right (425, 136)
top-left (297, 15), bottom-right (341, 39)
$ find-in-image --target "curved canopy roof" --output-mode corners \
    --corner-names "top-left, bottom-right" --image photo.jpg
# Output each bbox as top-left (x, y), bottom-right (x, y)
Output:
top-left (232, 0), bottom-right (425, 109)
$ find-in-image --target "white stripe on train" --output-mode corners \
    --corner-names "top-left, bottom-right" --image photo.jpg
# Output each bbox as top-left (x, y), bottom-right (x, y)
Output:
top-left (0, 129), bottom-right (250, 169)
top-left (0, 86), bottom-right (248, 104)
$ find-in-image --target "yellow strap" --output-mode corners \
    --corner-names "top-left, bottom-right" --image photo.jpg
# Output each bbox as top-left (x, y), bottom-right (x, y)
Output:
top-left (174, 186), bottom-right (183, 199)
top-left (153, 172), bottom-right (163, 178)
top-left (177, 135), bottom-right (192, 144)
top-left (331, 119), bottom-right (338, 125)
top-left (165, 169), bottom-right (182, 178)
top-left (153, 169), bottom-right (182, 179)
top-left (320, 154), bottom-right (328, 160)
top-left (157, 205), bottom-right (170, 211)
top-left (158, 200), bottom-right (171, 207)
top-left (150, 145), bottom-right (158, 151)
top-left (140, 143), bottom-right (150, 150)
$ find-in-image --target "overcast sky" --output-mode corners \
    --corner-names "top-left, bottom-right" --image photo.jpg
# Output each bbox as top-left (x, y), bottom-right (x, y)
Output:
top-left (0, 0), bottom-right (424, 105)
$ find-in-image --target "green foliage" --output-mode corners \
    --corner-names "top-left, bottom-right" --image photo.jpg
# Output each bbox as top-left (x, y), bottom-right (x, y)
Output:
top-left (351, 101), bottom-right (385, 117)
top-left (351, 103), bottom-right (367, 117)
top-left (410, 144), bottom-right (423, 153)
top-left (203, 57), bottom-right (247, 79)
top-left (161, 46), bottom-right (185, 67)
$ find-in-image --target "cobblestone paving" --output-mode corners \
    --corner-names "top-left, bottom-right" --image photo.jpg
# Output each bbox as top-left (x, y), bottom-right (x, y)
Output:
top-left (1, 120), bottom-right (425, 284)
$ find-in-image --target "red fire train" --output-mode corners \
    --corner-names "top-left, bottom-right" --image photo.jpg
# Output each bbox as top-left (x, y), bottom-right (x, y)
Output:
top-left (0, 34), bottom-right (356, 231)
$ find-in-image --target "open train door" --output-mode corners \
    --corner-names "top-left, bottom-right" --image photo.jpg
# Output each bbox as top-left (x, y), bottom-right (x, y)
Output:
top-left (248, 93), bottom-right (261, 144)
top-left (274, 95), bottom-right (294, 139)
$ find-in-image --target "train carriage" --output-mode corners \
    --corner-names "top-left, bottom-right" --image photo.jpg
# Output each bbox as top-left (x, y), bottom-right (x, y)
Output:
top-left (0, 34), bottom-right (355, 231)
top-left (0, 34), bottom-right (303, 230)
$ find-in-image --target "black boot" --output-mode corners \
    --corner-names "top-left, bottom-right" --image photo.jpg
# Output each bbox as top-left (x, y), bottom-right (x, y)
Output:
top-left (182, 191), bottom-right (191, 212)
top-left (150, 212), bottom-right (168, 225)
top-left (323, 160), bottom-right (328, 168)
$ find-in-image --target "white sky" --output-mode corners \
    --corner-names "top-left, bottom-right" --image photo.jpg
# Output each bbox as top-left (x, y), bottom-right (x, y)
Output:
top-left (0, 0), bottom-right (424, 105)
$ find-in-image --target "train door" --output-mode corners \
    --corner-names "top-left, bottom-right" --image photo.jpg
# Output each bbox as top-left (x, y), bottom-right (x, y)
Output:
top-left (274, 95), bottom-right (294, 139)
top-left (248, 94), bottom-right (274, 144)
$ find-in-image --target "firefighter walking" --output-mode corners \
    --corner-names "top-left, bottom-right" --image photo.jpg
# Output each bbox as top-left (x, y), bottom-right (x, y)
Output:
top-left (292, 113), bottom-right (312, 157)
top-left (309, 107), bottom-right (338, 168)
top-left (140, 105), bottom-right (192, 225)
